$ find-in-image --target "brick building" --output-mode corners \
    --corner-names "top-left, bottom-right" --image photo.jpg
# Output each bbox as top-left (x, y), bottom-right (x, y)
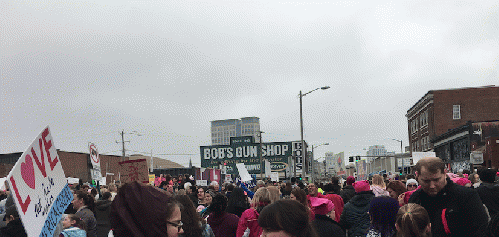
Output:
top-left (406, 86), bottom-right (499, 169)
top-left (0, 150), bottom-right (183, 185)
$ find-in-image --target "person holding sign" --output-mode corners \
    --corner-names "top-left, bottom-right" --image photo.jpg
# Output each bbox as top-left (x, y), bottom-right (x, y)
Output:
top-left (0, 205), bottom-right (27, 237)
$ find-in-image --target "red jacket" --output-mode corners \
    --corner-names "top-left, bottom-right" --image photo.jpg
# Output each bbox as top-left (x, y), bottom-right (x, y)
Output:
top-left (323, 194), bottom-right (344, 222)
top-left (236, 208), bottom-right (262, 237)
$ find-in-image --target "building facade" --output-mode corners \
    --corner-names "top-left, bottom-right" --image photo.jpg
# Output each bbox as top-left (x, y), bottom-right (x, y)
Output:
top-left (433, 121), bottom-right (499, 171)
top-left (406, 86), bottom-right (499, 154)
top-left (211, 117), bottom-right (260, 145)
top-left (0, 150), bottom-right (183, 185)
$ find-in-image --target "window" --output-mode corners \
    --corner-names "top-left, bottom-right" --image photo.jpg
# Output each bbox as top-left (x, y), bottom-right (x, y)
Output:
top-left (453, 105), bottom-right (461, 120)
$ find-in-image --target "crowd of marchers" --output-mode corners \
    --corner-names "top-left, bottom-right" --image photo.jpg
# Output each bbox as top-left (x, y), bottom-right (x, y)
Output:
top-left (0, 157), bottom-right (498, 237)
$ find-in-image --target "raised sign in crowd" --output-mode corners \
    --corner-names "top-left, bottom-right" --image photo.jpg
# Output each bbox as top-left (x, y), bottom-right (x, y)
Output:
top-left (0, 128), bottom-right (498, 237)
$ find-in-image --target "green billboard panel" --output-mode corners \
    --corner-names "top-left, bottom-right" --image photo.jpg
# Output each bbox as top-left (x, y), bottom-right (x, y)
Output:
top-left (200, 137), bottom-right (297, 175)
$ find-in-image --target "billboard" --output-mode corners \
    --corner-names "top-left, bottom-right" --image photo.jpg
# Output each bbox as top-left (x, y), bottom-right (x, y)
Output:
top-left (200, 136), bottom-right (300, 175)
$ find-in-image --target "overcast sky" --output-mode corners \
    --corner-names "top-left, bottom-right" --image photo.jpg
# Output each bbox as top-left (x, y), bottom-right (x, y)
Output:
top-left (1, 0), bottom-right (498, 168)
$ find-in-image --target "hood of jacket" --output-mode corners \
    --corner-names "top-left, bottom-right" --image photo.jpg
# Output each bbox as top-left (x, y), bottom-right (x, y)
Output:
top-left (349, 191), bottom-right (375, 208)
top-left (95, 200), bottom-right (112, 211)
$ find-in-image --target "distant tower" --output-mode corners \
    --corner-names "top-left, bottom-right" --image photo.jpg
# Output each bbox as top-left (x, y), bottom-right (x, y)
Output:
top-left (189, 158), bottom-right (192, 168)
top-left (211, 117), bottom-right (260, 145)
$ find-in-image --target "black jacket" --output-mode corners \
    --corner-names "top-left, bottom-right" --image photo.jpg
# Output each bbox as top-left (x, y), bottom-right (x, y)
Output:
top-left (339, 191), bottom-right (374, 237)
top-left (313, 214), bottom-right (346, 237)
top-left (0, 219), bottom-right (27, 237)
top-left (340, 185), bottom-right (355, 204)
top-left (408, 178), bottom-right (488, 237)
top-left (476, 182), bottom-right (499, 218)
top-left (95, 200), bottom-right (112, 237)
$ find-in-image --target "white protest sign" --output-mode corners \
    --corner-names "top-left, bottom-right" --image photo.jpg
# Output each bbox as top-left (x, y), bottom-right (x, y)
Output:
top-left (66, 177), bottom-right (79, 184)
top-left (236, 163), bottom-right (253, 182)
top-left (270, 172), bottom-right (279, 182)
top-left (225, 174), bottom-right (232, 182)
top-left (265, 160), bottom-right (272, 177)
top-left (89, 143), bottom-right (101, 172)
top-left (196, 180), bottom-right (208, 187)
top-left (7, 126), bottom-right (73, 237)
top-left (411, 152), bottom-right (436, 166)
top-left (470, 151), bottom-right (484, 164)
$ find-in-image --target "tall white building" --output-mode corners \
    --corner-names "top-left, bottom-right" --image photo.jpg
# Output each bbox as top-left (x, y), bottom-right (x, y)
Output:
top-left (211, 117), bottom-right (260, 145)
top-left (325, 152), bottom-right (345, 175)
top-left (325, 152), bottom-right (334, 174)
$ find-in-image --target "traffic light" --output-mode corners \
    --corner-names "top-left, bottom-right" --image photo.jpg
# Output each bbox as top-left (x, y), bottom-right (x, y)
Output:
top-left (349, 156), bottom-right (354, 162)
top-left (224, 162), bottom-right (227, 166)
top-left (299, 175), bottom-right (302, 181)
top-left (356, 156), bottom-right (361, 161)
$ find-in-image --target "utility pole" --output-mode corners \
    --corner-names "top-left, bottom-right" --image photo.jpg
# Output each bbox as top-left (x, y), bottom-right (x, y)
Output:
top-left (116, 130), bottom-right (130, 163)
top-left (150, 149), bottom-right (153, 172)
top-left (258, 131), bottom-right (264, 180)
top-left (300, 90), bottom-right (305, 180)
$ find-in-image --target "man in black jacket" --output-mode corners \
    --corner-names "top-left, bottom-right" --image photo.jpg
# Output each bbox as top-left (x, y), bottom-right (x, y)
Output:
top-left (476, 168), bottom-right (499, 218)
top-left (340, 176), bottom-right (356, 204)
top-left (409, 157), bottom-right (488, 236)
top-left (339, 180), bottom-right (374, 237)
top-left (95, 192), bottom-right (113, 237)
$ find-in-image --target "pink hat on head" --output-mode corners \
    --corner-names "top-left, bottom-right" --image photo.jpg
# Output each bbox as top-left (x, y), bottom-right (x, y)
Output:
top-left (353, 180), bottom-right (371, 193)
top-left (309, 197), bottom-right (335, 216)
top-left (452, 178), bottom-right (471, 186)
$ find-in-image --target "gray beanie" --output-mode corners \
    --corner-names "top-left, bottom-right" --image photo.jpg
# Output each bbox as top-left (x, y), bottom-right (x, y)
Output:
top-left (406, 179), bottom-right (418, 187)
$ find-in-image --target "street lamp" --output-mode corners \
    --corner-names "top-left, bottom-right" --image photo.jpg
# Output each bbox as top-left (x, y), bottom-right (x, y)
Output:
top-left (311, 143), bottom-right (329, 183)
top-left (391, 139), bottom-right (403, 174)
top-left (299, 86), bottom-right (330, 181)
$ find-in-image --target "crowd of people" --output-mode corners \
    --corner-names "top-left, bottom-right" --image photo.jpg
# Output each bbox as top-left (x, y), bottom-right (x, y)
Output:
top-left (0, 157), bottom-right (498, 237)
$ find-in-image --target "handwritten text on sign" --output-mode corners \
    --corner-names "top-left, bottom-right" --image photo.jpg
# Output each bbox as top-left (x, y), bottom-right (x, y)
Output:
top-left (7, 126), bottom-right (69, 237)
top-left (118, 159), bottom-right (149, 184)
top-left (40, 184), bottom-right (73, 237)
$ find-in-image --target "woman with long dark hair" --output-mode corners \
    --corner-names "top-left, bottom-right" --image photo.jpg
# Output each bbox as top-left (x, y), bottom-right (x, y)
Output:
top-left (367, 196), bottom-right (399, 237)
top-left (258, 200), bottom-right (319, 237)
top-left (109, 181), bottom-right (184, 237)
top-left (174, 195), bottom-right (215, 237)
top-left (207, 194), bottom-right (239, 237)
top-left (226, 187), bottom-right (250, 217)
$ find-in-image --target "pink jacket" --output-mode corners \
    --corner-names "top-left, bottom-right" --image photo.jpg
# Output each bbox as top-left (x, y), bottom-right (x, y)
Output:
top-left (236, 208), bottom-right (262, 237)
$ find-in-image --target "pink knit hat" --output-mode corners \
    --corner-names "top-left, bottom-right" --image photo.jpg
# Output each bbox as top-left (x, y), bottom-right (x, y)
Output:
top-left (353, 180), bottom-right (371, 193)
top-left (452, 178), bottom-right (471, 186)
top-left (309, 197), bottom-right (335, 215)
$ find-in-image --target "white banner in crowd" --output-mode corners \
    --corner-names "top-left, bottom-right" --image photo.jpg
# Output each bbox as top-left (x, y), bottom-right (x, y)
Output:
top-left (270, 172), bottom-right (279, 182)
top-left (7, 126), bottom-right (73, 237)
top-left (89, 143), bottom-right (101, 180)
top-left (236, 163), bottom-right (252, 182)
top-left (411, 152), bottom-right (436, 165)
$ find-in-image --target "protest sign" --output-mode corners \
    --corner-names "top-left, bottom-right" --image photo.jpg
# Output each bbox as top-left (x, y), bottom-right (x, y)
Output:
top-left (270, 172), bottom-right (279, 182)
top-left (149, 174), bottom-right (155, 185)
top-left (196, 180), bottom-right (208, 186)
top-left (89, 143), bottom-right (101, 175)
top-left (118, 159), bottom-right (149, 184)
top-left (66, 177), bottom-right (79, 184)
top-left (7, 126), bottom-right (72, 237)
top-left (236, 163), bottom-right (252, 182)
